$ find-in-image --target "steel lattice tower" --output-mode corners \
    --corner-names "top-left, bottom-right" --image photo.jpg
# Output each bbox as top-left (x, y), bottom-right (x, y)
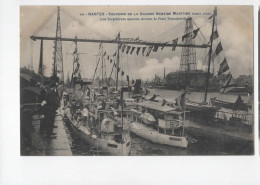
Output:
top-left (53, 7), bottom-right (64, 82)
top-left (180, 17), bottom-right (197, 71)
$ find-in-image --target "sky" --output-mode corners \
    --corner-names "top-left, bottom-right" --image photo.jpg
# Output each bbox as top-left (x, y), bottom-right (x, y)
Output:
top-left (20, 5), bottom-right (253, 81)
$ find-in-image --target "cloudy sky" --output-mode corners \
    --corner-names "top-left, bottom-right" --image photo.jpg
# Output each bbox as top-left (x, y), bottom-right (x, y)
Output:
top-left (20, 5), bottom-right (253, 81)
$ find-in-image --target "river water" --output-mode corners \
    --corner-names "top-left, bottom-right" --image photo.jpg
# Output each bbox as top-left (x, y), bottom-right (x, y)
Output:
top-left (63, 89), bottom-right (254, 156)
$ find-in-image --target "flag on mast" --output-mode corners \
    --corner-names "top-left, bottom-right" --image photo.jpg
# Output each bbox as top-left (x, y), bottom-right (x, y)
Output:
top-left (175, 91), bottom-right (186, 110)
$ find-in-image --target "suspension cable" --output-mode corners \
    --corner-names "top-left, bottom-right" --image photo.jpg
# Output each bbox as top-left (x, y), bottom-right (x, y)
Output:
top-left (33, 8), bottom-right (57, 36)
top-left (60, 8), bottom-right (111, 40)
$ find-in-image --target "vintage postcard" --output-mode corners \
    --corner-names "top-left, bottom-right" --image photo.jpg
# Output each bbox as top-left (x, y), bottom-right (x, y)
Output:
top-left (20, 5), bottom-right (254, 156)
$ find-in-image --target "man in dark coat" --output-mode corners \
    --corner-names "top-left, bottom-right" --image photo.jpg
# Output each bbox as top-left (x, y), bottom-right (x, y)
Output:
top-left (41, 81), bottom-right (60, 135)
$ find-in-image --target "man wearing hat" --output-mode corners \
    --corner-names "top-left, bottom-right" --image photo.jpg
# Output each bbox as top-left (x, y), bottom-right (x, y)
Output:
top-left (41, 80), bottom-right (59, 135)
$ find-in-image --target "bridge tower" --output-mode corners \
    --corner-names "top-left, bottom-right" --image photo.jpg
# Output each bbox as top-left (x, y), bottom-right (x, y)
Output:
top-left (180, 17), bottom-right (197, 71)
top-left (52, 7), bottom-right (64, 82)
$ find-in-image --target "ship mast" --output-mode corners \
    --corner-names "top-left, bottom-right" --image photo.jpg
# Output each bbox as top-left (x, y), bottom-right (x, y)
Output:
top-left (71, 37), bottom-right (79, 87)
top-left (38, 38), bottom-right (43, 75)
top-left (115, 33), bottom-right (120, 91)
top-left (204, 7), bottom-right (217, 103)
top-left (101, 43), bottom-right (104, 88)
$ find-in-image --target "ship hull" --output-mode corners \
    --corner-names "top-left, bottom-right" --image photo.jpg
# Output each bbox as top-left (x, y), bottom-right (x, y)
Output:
top-left (130, 121), bottom-right (188, 148)
top-left (64, 109), bottom-right (131, 156)
top-left (210, 98), bottom-right (234, 110)
top-left (185, 101), bottom-right (220, 119)
top-left (222, 86), bottom-right (252, 95)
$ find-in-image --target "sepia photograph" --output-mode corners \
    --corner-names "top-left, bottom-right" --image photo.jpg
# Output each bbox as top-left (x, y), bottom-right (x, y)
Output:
top-left (20, 5), bottom-right (254, 156)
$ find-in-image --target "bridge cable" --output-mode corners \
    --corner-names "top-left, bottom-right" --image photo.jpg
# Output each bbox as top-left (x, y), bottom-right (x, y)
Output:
top-left (60, 8), bottom-right (111, 40)
top-left (33, 8), bottom-right (57, 36)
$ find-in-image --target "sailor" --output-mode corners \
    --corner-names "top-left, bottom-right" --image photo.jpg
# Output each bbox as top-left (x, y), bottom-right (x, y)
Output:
top-left (81, 107), bottom-right (88, 126)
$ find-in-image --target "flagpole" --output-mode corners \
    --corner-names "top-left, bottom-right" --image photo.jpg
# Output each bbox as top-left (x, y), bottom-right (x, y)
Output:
top-left (101, 43), bottom-right (104, 88)
top-left (116, 32), bottom-right (120, 91)
top-left (204, 7), bottom-right (217, 103)
top-left (120, 87), bottom-right (124, 142)
top-left (128, 79), bottom-right (130, 98)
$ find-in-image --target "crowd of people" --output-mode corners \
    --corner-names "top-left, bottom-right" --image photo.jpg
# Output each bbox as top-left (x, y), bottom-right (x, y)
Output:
top-left (20, 75), bottom-right (63, 154)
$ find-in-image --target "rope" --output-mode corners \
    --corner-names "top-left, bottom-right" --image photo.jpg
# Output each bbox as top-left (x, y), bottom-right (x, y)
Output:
top-left (149, 19), bottom-right (185, 42)
top-left (60, 8), bottom-right (110, 40)
top-left (33, 8), bottom-right (57, 36)
top-left (192, 19), bottom-right (208, 44)
top-left (66, 41), bottom-right (76, 55)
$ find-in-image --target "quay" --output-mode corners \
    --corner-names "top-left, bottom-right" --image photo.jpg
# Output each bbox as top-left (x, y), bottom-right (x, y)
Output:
top-left (24, 113), bottom-right (72, 156)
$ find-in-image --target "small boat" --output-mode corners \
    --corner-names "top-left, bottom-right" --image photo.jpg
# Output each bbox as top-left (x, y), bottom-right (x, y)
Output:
top-left (210, 94), bottom-right (253, 127)
top-left (214, 108), bottom-right (253, 126)
top-left (185, 100), bottom-right (221, 119)
top-left (126, 101), bottom-right (189, 148)
top-left (210, 95), bottom-right (248, 111)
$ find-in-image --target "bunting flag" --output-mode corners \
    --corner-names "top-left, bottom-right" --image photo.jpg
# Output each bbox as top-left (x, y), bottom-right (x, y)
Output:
top-left (142, 47), bottom-right (146, 56)
top-left (73, 48), bottom-right (77, 55)
top-left (146, 46), bottom-right (153, 57)
top-left (208, 8), bottom-right (217, 19)
top-left (103, 51), bottom-right (106, 56)
top-left (208, 14), bottom-right (214, 19)
top-left (122, 45), bottom-right (126, 53)
top-left (210, 30), bottom-right (219, 41)
top-left (116, 32), bottom-right (120, 41)
top-left (121, 71), bottom-right (124, 76)
top-left (192, 28), bottom-right (200, 39)
top-left (172, 38), bottom-right (178, 51)
top-left (211, 52), bottom-right (217, 62)
top-left (161, 99), bottom-right (167, 106)
top-left (145, 88), bottom-right (150, 95)
top-left (130, 47), bottom-right (136, 54)
top-left (153, 45), bottom-right (159, 52)
top-left (126, 46), bottom-right (131, 54)
top-left (117, 67), bottom-right (120, 72)
top-left (215, 42), bottom-right (223, 56)
top-left (161, 42), bottom-right (169, 50)
top-left (218, 58), bottom-right (229, 75)
top-left (119, 44), bottom-right (123, 50)
top-left (175, 91), bottom-right (186, 110)
top-left (110, 59), bottom-right (113, 63)
top-left (182, 33), bottom-right (191, 41)
top-left (136, 47), bottom-right (141, 55)
top-left (220, 74), bottom-right (236, 94)
top-left (107, 56), bottom-right (109, 60)
top-left (75, 57), bottom-right (79, 62)
top-left (126, 75), bottom-right (129, 82)
top-left (132, 79), bottom-right (135, 84)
